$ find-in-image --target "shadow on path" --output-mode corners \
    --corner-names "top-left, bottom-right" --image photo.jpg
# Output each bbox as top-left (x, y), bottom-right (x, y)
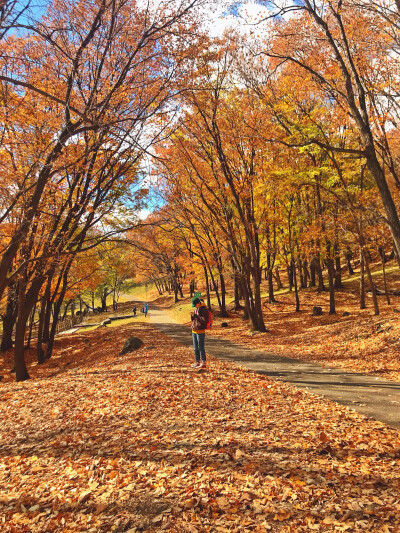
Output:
top-left (148, 305), bottom-right (400, 428)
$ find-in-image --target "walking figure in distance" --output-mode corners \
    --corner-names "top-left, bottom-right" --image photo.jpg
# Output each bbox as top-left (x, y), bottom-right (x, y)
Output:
top-left (190, 297), bottom-right (208, 368)
top-left (132, 306), bottom-right (136, 317)
top-left (144, 303), bottom-right (148, 317)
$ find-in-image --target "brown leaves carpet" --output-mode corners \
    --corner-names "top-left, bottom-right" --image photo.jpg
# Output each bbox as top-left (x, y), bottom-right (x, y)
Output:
top-left (0, 322), bottom-right (400, 532)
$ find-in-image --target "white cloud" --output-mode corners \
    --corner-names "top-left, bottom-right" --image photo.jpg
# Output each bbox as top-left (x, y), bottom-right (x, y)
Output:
top-left (137, 208), bottom-right (152, 220)
top-left (201, 1), bottom-right (273, 40)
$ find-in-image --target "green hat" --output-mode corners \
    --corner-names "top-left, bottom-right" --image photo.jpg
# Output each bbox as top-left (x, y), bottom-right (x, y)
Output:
top-left (192, 297), bottom-right (201, 307)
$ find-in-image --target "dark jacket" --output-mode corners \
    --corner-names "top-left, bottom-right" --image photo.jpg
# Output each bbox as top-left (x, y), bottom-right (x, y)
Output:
top-left (191, 303), bottom-right (208, 333)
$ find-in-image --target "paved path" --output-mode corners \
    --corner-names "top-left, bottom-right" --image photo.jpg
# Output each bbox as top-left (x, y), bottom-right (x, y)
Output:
top-left (147, 305), bottom-right (400, 428)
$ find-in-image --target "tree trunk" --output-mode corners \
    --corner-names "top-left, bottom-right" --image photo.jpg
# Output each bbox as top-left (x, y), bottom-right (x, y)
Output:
top-left (360, 248), bottom-right (366, 309)
top-left (13, 276), bottom-right (30, 381)
top-left (189, 279), bottom-right (195, 298)
top-left (42, 295), bottom-right (52, 343)
top-left (36, 298), bottom-right (47, 364)
top-left (219, 272), bottom-right (228, 317)
top-left (363, 248), bottom-right (380, 315)
top-left (287, 264), bottom-right (293, 291)
top-left (267, 252), bottom-right (276, 303)
top-left (378, 247), bottom-right (390, 305)
top-left (45, 265), bottom-right (72, 360)
top-left (316, 254), bottom-right (325, 291)
top-left (292, 258), bottom-right (300, 312)
top-left (326, 257), bottom-right (336, 315)
top-left (1, 284), bottom-right (18, 352)
top-left (234, 272), bottom-right (241, 311)
top-left (303, 259), bottom-right (310, 288)
top-left (298, 258), bottom-right (306, 289)
top-left (101, 292), bottom-right (107, 312)
top-left (346, 251), bottom-right (354, 276)
top-left (274, 267), bottom-right (283, 290)
top-left (364, 146), bottom-right (400, 269)
top-left (201, 266), bottom-right (209, 308)
top-left (267, 268), bottom-right (275, 303)
top-left (25, 303), bottom-right (37, 349)
top-left (334, 246), bottom-right (344, 289)
top-left (309, 257), bottom-right (316, 287)
top-left (113, 288), bottom-right (117, 311)
top-left (252, 266), bottom-right (266, 332)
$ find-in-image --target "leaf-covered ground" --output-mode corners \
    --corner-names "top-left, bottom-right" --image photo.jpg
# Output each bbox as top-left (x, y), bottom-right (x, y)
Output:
top-left (1, 322), bottom-right (400, 532)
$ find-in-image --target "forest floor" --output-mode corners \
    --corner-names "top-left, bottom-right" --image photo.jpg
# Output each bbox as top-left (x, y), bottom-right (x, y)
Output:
top-left (0, 320), bottom-right (400, 532)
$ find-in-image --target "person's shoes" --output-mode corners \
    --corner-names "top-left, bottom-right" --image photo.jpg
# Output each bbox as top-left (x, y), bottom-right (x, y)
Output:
top-left (191, 362), bottom-right (201, 368)
top-left (199, 361), bottom-right (207, 368)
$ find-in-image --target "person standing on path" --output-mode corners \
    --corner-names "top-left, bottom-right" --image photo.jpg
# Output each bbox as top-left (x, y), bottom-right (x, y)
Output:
top-left (132, 306), bottom-right (136, 317)
top-left (144, 303), bottom-right (148, 317)
top-left (190, 297), bottom-right (208, 368)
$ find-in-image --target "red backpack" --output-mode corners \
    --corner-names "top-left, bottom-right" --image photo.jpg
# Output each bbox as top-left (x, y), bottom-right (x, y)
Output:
top-left (206, 309), bottom-right (213, 329)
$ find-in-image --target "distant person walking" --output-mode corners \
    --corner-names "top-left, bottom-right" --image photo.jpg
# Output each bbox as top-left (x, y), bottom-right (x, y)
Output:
top-left (144, 303), bottom-right (148, 317)
top-left (190, 297), bottom-right (208, 368)
top-left (132, 306), bottom-right (136, 317)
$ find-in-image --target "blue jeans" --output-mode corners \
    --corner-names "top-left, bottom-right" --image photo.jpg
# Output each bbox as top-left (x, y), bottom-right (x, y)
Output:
top-left (192, 333), bottom-right (206, 362)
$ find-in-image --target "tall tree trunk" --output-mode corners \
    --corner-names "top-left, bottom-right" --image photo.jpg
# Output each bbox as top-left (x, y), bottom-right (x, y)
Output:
top-left (346, 250), bottom-right (354, 276)
top-left (359, 248), bottom-right (366, 310)
top-left (326, 254), bottom-right (336, 315)
top-left (13, 276), bottom-right (30, 381)
top-left (203, 265), bottom-right (211, 309)
top-left (298, 257), bottom-right (306, 289)
top-left (267, 268), bottom-right (275, 304)
top-left (362, 249), bottom-right (379, 315)
top-left (37, 277), bottom-right (52, 362)
top-left (287, 263), bottom-right (293, 291)
top-left (101, 291), bottom-right (107, 312)
top-left (36, 296), bottom-right (47, 364)
top-left (303, 259), bottom-right (310, 288)
top-left (379, 246), bottom-right (390, 305)
top-left (113, 288), bottom-right (117, 311)
top-left (309, 257), bottom-right (316, 287)
top-left (274, 267), bottom-right (283, 290)
top-left (334, 244), bottom-right (344, 289)
top-left (208, 265), bottom-right (221, 310)
top-left (316, 254), bottom-right (325, 291)
top-left (267, 252), bottom-right (276, 303)
top-left (292, 258), bottom-right (300, 312)
top-left (1, 283), bottom-right (18, 352)
top-left (45, 264), bottom-right (72, 360)
top-left (219, 272), bottom-right (228, 317)
top-left (234, 272), bottom-right (241, 311)
top-left (26, 303), bottom-right (37, 349)
top-left (364, 147), bottom-right (400, 269)
top-left (189, 279), bottom-right (195, 298)
top-left (252, 264), bottom-right (266, 332)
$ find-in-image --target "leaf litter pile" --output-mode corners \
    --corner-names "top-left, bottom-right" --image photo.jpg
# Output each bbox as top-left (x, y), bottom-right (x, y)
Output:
top-left (1, 323), bottom-right (400, 532)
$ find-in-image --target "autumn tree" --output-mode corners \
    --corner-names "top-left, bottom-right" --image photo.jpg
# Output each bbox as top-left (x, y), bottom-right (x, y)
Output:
top-left (0, 0), bottom-right (204, 302)
top-left (251, 0), bottom-right (400, 265)
top-left (0, 0), bottom-right (207, 380)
